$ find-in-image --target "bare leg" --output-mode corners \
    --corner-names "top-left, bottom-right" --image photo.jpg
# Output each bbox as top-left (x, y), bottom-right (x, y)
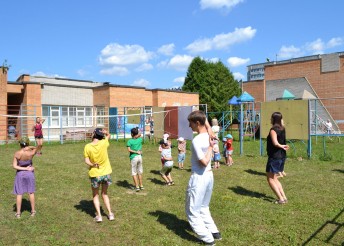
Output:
top-left (266, 172), bottom-right (284, 201)
top-left (228, 155), bottom-right (233, 165)
top-left (132, 175), bottom-right (139, 188)
top-left (29, 193), bottom-right (35, 213)
top-left (275, 178), bottom-right (287, 200)
top-left (101, 184), bottom-right (112, 215)
top-left (36, 138), bottom-right (43, 153)
top-left (138, 174), bottom-right (143, 187)
top-left (92, 186), bottom-right (101, 217)
top-left (161, 174), bottom-right (170, 184)
top-left (16, 195), bottom-right (23, 214)
top-left (166, 173), bottom-right (173, 183)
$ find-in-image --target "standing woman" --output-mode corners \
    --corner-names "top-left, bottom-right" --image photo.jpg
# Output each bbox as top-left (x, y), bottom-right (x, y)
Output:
top-left (266, 112), bottom-right (289, 204)
top-left (84, 128), bottom-right (114, 222)
top-left (12, 137), bottom-right (37, 218)
top-left (32, 117), bottom-right (45, 156)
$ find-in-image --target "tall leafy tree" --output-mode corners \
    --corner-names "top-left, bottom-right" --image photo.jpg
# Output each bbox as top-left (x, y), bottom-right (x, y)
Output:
top-left (182, 57), bottom-right (241, 113)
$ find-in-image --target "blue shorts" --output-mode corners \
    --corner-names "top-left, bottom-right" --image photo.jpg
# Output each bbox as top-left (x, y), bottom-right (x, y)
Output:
top-left (178, 153), bottom-right (185, 163)
top-left (266, 158), bottom-right (285, 174)
top-left (213, 152), bottom-right (221, 161)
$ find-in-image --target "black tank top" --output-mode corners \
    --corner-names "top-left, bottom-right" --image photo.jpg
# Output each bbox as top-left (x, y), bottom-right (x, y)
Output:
top-left (266, 126), bottom-right (286, 159)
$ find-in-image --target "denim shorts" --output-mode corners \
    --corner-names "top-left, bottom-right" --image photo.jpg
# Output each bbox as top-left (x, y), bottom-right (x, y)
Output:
top-left (178, 153), bottom-right (185, 163)
top-left (266, 158), bottom-right (285, 174)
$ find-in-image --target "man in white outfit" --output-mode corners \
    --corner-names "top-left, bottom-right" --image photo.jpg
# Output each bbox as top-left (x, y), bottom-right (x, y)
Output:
top-left (185, 110), bottom-right (221, 246)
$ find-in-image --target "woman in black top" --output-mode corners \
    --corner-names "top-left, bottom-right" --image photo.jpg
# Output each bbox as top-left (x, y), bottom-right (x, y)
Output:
top-left (266, 112), bottom-right (289, 204)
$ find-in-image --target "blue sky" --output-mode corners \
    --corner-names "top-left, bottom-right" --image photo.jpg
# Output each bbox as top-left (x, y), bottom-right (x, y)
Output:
top-left (1, 0), bottom-right (343, 89)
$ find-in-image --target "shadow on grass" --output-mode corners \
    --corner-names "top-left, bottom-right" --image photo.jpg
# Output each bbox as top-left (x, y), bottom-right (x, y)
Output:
top-left (245, 169), bottom-right (266, 176)
top-left (148, 177), bottom-right (165, 185)
top-left (12, 199), bottom-right (31, 213)
top-left (229, 186), bottom-right (274, 202)
top-left (150, 170), bottom-right (161, 175)
top-left (148, 210), bottom-right (199, 243)
top-left (332, 169), bottom-right (344, 174)
top-left (74, 200), bottom-right (104, 218)
top-left (116, 180), bottom-right (133, 189)
top-left (302, 207), bottom-right (344, 245)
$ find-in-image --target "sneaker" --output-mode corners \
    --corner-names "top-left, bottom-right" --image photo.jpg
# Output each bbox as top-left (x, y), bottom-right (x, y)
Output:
top-left (140, 186), bottom-right (144, 190)
top-left (170, 181), bottom-right (175, 185)
top-left (108, 213), bottom-right (115, 221)
top-left (15, 213), bottom-right (21, 219)
top-left (136, 187), bottom-right (140, 192)
top-left (212, 232), bottom-right (222, 240)
top-left (202, 240), bottom-right (216, 246)
top-left (30, 211), bottom-right (36, 217)
top-left (94, 215), bottom-right (102, 222)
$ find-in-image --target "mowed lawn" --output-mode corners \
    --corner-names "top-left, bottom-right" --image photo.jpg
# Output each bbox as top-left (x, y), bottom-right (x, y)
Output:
top-left (0, 138), bottom-right (343, 246)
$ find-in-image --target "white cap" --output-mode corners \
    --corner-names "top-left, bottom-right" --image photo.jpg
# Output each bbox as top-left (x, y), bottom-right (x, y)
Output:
top-left (163, 133), bottom-right (169, 139)
top-left (178, 137), bottom-right (184, 142)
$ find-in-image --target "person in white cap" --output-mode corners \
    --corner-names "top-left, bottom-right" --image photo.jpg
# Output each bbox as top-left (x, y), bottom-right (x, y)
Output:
top-left (177, 137), bottom-right (186, 169)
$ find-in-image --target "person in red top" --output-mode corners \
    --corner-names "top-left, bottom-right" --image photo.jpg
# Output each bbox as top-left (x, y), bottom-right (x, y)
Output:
top-left (225, 134), bottom-right (234, 166)
top-left (32, 117), bottom-right (45, 156)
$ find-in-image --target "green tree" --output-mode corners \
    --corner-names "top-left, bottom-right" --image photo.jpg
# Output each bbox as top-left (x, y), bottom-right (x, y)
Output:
top-left (182, 57), bottom-right (241, 113)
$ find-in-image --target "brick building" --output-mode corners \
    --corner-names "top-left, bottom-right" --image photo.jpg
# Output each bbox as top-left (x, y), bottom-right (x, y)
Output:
top-left (243, 51), bottom-right (344, 131)
top-left (0, 70), bottom-right (199, 141)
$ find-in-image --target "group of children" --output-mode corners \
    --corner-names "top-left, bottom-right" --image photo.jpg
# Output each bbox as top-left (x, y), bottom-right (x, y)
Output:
top-left (211, 134), bottom-right (234, 169)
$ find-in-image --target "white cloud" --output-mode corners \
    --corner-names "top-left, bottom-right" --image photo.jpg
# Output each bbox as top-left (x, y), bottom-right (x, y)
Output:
top-left (99, 43), bottom-right (154, 66)
top-left (167, 55), bottom-right (194, 71)
top-left (209, 57), bottom-right (220, 63)
top-left (100, 66), bottom-right (129, 76)
top-left (233, 72), bottom-right (245, 80)
top-left (305, 38), bottom-right (325, 54)
top-left (157, 43), bottom-right (175, 56)
top-left (173, 77), bottom-right (185, 83)
top-left (278, 37), bottom-right (344, 59)
top-left (32, 71), bottom-right (64, 78)
top-left (132, 78), bottom-right (150, 87)
top-left (135, 63), bottom-right (153, 72)
top-left (157, 60), bottom-right (168, 68)
top-left (227, 57), bottom-right (250, 67)
top-left (278, 45), bottom-right (303, 59)
top-left (327, 37), bottom-right (344, 48)
top-left (185, 26), bottom-right (256, 53)
top-left (200, 0), bottom-right (244, 10)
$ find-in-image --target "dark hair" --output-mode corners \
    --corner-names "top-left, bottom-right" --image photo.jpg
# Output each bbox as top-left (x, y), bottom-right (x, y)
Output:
top-left (131, 127), bottom-right (139, 136)
top-left (187, 110), bottom-right (206, 125)
top-left (93, 128), bottom-right (104, 140)
top-left (271, 112), bottom-right (284, 130)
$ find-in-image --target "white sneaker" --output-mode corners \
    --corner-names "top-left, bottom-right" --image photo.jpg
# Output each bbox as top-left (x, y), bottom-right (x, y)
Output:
top-left (94, 215), bottom-right (102, 222)
top-left (108, 213), bottom-right (115, 221)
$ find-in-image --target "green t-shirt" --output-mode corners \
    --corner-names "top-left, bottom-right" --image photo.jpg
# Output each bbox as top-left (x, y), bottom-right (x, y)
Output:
top-left (127, 137), bottom-right (143, 160)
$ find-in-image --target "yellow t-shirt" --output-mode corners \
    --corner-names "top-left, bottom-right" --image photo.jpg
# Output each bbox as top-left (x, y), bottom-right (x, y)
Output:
top-left (84, 138), bottom-right (112, 178)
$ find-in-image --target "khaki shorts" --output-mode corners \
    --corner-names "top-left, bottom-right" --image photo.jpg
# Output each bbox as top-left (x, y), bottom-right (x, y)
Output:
top-left (131, 155), bottom-right (143, 175)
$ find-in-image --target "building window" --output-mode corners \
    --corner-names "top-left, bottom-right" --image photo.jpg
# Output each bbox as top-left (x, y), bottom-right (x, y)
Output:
top-left (42, 105), bottom-right (93, 128)
top-left (96, 107), bottom-right (106, 126)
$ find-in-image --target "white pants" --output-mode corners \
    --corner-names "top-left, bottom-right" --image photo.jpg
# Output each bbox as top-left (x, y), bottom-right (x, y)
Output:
top-left (185, 171), bottom-right (219, 243)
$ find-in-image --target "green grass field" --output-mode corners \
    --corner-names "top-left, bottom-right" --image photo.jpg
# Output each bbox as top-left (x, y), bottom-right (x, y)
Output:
top-left (0, 138), bottom-right (343, 246)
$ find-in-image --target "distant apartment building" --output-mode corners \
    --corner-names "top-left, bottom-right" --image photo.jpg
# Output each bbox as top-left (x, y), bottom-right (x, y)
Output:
top-left (243, 51), bottom-right (344, 131)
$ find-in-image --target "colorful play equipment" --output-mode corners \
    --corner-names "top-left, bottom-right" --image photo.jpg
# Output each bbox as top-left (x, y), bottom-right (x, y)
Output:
top-left (237, 91), bottom-right (256, 155)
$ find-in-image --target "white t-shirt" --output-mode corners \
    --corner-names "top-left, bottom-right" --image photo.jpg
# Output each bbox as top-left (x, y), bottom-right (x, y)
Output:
top-left (161, 148), bottom-right (173, 167)
top-left (191, 132), bottom-right (211, 174)
top-left (211, 125), bottom-right (220, 138)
